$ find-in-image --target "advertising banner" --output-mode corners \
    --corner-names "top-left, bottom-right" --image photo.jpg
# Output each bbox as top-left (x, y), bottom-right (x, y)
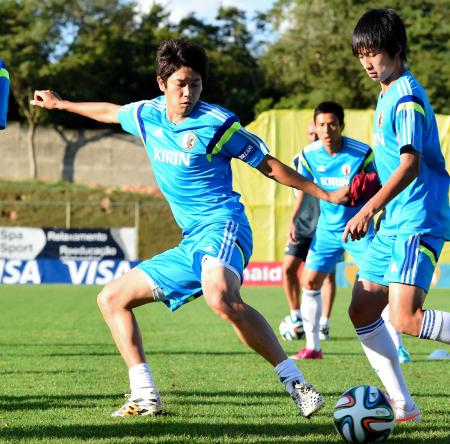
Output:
top-left (0, 227), bottom-right (136, 260)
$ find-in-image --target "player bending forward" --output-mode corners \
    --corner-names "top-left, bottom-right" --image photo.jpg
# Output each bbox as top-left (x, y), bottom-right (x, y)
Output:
top-left (31, 40), bottom-right (348, 418)
top-left (345, 9), bottom-right (450, 422)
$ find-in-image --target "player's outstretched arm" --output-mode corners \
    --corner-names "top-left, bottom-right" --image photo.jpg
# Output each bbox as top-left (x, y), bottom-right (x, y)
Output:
top-left (343, 148), bottom-right (420, 242)
top-left (257, 154), bottom-right (349, 204)
top-left (30, 90), bottom-right (120, 124)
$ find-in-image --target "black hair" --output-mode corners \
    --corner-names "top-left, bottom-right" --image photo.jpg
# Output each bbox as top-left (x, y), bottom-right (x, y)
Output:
top-left (352, 8), bottom-right (407, 62)
top-left (156, 39), bottom-right (208, 84)
top-left (314, 101), bottom-right (344, 125)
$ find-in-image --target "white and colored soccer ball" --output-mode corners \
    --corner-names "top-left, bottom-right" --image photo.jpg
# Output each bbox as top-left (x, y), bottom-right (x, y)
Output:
top-left (278, 315), bottom-right (304, 340)
top-left (333, 385), bottom-right (395, 443)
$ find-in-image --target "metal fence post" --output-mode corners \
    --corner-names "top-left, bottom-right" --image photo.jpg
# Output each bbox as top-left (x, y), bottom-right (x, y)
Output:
top-left (65, 201), bottom-right (71, 229)
top-left (134, 200), bottom-right (140, 259)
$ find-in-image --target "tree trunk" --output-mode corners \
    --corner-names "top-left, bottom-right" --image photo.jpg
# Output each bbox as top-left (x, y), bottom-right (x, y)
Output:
top-left (27, 120), bottom-right (37, 179)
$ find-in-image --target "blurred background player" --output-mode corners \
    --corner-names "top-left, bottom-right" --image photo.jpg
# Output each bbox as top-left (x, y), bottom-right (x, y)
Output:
top-left (31, 40), bottom-right (349, 419)
top-left (280, 122), bottom-right (337, 343)
top-left (290, 101), bottom-right (376, 360)
top-left (346, 8), bottom-right (450, 422)
top-left (0, 58), bottom-right (9, 129)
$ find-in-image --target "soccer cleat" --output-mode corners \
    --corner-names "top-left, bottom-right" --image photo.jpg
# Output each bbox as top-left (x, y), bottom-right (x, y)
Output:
top-left (111, 392), bottom-right (163, 417)
top-left (391, 400), bottom-right (422, 423)
top-left (319, 324), bottom-right (330, 341)
top-left (397, 345), bottom-right (412, 364)
top-left (290, 347), bottom-right (323, 360)
top-left (290, 381), bottom-right (324, 418)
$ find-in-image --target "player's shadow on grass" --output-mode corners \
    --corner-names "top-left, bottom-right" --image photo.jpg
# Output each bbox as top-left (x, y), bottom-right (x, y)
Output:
top-left (0, 421), bottom-right (448, 444)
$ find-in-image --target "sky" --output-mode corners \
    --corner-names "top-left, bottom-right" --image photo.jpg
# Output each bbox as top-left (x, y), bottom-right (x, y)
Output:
top-left (136, 0), bottom-right (276, 23)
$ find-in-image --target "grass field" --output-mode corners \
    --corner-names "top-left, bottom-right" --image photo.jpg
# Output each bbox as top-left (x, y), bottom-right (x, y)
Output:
top-left (0, 285), bottom-right (448, 443)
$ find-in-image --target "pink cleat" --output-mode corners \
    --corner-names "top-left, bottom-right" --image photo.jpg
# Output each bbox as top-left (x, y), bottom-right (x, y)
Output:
top-left (290, 347), bottom-right (323, 360)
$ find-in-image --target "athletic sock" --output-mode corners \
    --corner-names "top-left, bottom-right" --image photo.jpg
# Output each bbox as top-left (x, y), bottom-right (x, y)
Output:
top-left (381, 305), bottom-right (403, 349)
top-left (319, 316), bottom-right (329, 328)
top-left (290, 309), bottom-right (302, 320)
top-left (356, 318), bottom-right (414, 407)
top-left (275, 358), bottom-right (305, 395)
top-left (129, 363), bottom-right (157, 399)
top-left (300, 289), bottom-right (321, 351)
top-left (419, 310), bottom-right (450, 343)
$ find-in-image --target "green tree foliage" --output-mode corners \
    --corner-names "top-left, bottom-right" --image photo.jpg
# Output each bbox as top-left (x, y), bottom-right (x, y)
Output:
top-left (260, 0), bottom-right (450, 115)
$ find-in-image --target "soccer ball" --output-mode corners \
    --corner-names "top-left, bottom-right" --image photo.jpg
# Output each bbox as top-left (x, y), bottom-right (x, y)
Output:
top-left (333, 385), bottom-right (395, 443)
top-left (278, 315), bottom-right (304, 340)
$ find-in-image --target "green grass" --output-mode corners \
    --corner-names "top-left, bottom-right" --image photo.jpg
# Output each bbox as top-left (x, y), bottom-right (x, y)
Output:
top-left (0, 285), bottom-right (448, 443)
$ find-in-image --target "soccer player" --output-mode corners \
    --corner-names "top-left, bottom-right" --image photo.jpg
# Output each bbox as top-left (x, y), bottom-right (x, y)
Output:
top-left (345, 8), bottom-right (450, 422)
top-left (280, 122), bottom-right (337, 343)
top-left (0, 58), bottom-right (9, 129)
top-left (31, 40), bottom-right (348, 418)
top-left (289, 101), bottom-right (376, 360)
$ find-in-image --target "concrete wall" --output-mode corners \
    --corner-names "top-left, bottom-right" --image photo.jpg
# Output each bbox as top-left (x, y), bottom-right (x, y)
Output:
top-left (0, 123), bottom-right (156, 187)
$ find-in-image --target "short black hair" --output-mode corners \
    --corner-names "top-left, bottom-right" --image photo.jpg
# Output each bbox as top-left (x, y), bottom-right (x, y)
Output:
top-left (314, 101), bottom-right (344, 125)
top-left (352, 8), bottom-right (407, 62)
top-left (156, 39), bottom-right (209, 84)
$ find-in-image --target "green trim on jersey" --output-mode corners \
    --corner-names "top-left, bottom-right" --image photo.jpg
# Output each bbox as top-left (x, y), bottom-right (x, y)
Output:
top-left (0, 68), bottom-right (9, 80)
top-left (396, 102), bottom-right (425, 117)
top-left (206, 121), bottom-right (241, 162)
top-left (419, 245), bottom-right (437, 267)
top-left (362, 151), bottom-right (375, 172)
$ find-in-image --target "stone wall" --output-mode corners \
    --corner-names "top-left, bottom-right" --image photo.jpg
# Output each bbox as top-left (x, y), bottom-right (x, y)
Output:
top-left (0, 123), bottom-right (156, 187)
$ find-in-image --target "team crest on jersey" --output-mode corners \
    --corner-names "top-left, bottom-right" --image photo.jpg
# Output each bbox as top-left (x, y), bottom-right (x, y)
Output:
top-left (182, 133), bottom-right (197, 150)
top-left (341, 164), bottom-right (351, 176)
top-left (377, 112), bottom-right (383, 128)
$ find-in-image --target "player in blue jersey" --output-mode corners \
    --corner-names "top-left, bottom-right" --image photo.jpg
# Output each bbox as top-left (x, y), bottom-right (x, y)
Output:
top-left (345, 9), bottom-right (450, 422)
top-left (280, 122), bottom-right (338, 343)
top-left (31, 40), bottom-right (348, 418)
top-left (0, 59), bottom-right (9, 129)
top-left (287, 102), bottom-right (376, 360)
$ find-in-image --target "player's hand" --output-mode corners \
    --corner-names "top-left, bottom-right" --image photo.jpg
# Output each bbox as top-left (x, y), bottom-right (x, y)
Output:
top-left (30, 90), bottom-right (63, 109)
top-left (288, 223), bottom-right (298, 244)
top-left (328, 185), bottom-right (350, 205)
top-left (342, 208), bottom-right (373, 242)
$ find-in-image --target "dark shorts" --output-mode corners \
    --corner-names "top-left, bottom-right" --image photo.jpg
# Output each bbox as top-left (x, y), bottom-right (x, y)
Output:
top-left (284, 237), bottom-right (313, 261)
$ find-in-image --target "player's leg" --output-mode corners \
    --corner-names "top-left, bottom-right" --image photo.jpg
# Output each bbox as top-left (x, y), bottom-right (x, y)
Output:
top-left (319, 271), bottom-right (336, 340)
top-left (381, 305), bottom-right (412, 364)
top-left (353, 234), bottom-right (420, 422)
top-left (386, 234), bottom-right (450, 344)
top-left (97, 267), bottom-right (163, 416)
top-left (201, 264), bottom-right (323, 417)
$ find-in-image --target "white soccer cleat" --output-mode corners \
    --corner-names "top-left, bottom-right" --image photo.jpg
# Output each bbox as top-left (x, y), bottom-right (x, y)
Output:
top-left (290, 381), bottom-right (324, 418)
top-left (111, 392), bottom-right (163, 417)
top-left (391, 400), bottom-right (422, 423)
top-left (319, 324), bottom-right (330, 341)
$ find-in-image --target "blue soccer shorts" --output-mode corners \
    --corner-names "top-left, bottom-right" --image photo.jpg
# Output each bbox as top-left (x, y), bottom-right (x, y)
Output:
top-left (136, 220), bottom-right (252, 311)
top-left (305, 225), bottom-right (374, 273)
top-left (358, 233), bottom-right (445, 292)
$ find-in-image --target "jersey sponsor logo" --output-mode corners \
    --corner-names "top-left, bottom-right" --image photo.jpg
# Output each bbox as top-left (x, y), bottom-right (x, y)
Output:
top-left (153, 147), bottom-right (191, 166)
top-left (238, 144), bottom-right (256, 161)
top-left (182, 133), bottom-right (197, 150)
top-left (320, 177), bottom-right (350, 187)
top-left (316, 165), bottom-right (326, 172)
top-left (341, 164), bottom-right (351, 176)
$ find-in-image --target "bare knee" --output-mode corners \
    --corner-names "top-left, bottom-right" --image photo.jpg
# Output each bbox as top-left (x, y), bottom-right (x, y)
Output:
top-left (282, 259), bottom-right (300, 281)
top-left (205, 288), bottom-right (244, 323)
top-left (97, 283), bottom-right (122, 315)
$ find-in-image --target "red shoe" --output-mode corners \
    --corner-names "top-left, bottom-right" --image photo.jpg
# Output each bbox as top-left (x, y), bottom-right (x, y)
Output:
top-left (290, 348), bottom-right (323, 360)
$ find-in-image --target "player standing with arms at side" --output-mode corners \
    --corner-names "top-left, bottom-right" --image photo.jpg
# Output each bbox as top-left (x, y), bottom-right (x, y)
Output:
top-left (31, 40), bottom-right (348, 418)
top-left (345, 9), bottom-right (450, 422)
top-left (280, 122), bottom-right (337, 344)
top-left (0, 58), bottom-right (9, 129)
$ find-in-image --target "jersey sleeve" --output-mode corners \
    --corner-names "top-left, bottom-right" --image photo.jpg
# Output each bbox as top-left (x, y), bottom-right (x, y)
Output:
top-left (394, 95), bottom-right (425, 153)
top-left (298, 151), bottom-right (314, 181)
top-left (206, 115), bottom-right (269, 168)
top-left (0, 63), bottom-right (10, 130)
top-left (360, 148), bottom-right (377, 174)
top-left (117, 101), bottom-right (147, 141)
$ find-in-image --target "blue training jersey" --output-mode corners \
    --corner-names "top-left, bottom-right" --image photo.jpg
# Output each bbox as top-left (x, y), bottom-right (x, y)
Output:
top-left (118, 96), bottom-right (269, 234)
top-left (373, 71), bottom-right (450, 239)
top-left (298, 136), bottom-right (375, 231)
top-left (0, 59), bottom-right (9, 129)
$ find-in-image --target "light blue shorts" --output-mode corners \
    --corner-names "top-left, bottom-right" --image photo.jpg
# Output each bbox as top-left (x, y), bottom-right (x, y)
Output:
top-left (305, 225), bottom-right (374, 273)
top-left (358, 233), bottom-right (444, 292)
top-left (136, 220), bottom-right (252, 311)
